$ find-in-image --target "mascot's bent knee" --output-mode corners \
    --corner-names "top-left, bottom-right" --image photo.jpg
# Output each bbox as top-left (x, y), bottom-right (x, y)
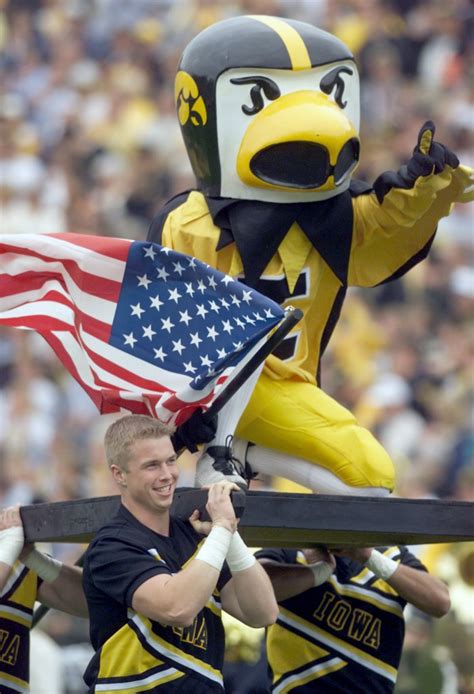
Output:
top-left (147, 15), bottom-right (473, 493)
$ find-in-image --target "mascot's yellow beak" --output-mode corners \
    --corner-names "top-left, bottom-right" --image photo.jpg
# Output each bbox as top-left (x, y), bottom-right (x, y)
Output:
top-left (236, 91), bottom-right (359, 192)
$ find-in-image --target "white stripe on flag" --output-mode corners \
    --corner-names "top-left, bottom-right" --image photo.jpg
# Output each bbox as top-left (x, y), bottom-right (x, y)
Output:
top-left (1, 234), bottom-right (128, 280)
top-left (79, 329), bottom-right (199, 391)
top-left (1, 252), bottom-right (122, 319)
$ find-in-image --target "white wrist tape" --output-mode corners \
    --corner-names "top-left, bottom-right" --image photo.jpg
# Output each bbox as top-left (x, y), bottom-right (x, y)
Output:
top-left (196, 525), bottom-right (232, 572)
top-left (0, 526), bottom-right (24, 567)
top-left (365, 549), bottom-right (398, 581)
top-left (23, 548), bottom-right (62, 583)
top-left (226, 531), bottom-right (256, 573)
top-left (309, 560), bottom-right (334, 587)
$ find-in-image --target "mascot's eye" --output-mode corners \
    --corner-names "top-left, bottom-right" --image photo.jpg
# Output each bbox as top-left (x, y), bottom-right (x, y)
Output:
top-left (230, 76), bottom-right (280, 115)
top-left (320, 67), bottom-right (353, 109)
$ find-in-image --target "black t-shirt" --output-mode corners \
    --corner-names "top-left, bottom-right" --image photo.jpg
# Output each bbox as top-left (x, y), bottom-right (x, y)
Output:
top-left (83, 505), bottom-right (231, 692)
top-left (256, 546), bottom-right (427, 693)
top-left (0, 563), bottom-right (40, 692)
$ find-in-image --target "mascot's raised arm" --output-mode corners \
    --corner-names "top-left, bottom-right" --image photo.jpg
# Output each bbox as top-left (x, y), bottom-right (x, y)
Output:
top-left (148, 15), bottom-right (473, 494)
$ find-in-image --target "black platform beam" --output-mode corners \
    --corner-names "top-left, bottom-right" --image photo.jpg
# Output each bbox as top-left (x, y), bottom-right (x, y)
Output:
top-left (20, 490), bottom-right (474, 548)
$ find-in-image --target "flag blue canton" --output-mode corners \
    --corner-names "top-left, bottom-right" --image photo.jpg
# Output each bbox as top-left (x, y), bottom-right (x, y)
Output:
top-left (110, 242), bottom-right (284, 389)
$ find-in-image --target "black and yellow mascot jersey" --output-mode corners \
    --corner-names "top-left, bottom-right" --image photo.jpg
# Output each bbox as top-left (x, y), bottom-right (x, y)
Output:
top-left (148, 15), bottom-right (473, 492)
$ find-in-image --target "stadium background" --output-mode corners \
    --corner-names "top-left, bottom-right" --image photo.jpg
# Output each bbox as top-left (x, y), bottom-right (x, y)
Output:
top-left (0, 0), bottom-right (472, 691)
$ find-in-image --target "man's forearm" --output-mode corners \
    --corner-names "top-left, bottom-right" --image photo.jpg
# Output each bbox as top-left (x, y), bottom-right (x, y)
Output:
top-left (229, 561), bottom-right (279, 627)
top-left (260, 561), bottom-right (315, 601)
top-left (38, 564), bottom-right (88, 617)
top-left (387, 564), bottom-right (450, 617)
top-left (133, 525), bottom-right (232, 626)
top-left (134, 558), bottom-right (223, 626)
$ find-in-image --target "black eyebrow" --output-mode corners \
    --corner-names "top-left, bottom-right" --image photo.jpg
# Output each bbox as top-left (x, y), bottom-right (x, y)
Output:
top-left (320, 66), bottom-right (353, 108)
top-left (230, 76), bottom-right (281, 115)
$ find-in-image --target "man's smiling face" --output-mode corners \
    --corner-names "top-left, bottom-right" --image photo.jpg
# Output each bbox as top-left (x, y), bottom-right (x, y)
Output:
top-left (115, 437), bottom-right (179, 518)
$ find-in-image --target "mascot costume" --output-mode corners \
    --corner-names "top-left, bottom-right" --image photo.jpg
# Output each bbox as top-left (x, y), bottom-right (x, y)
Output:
top-left (148, 15), bottom-right (473, 494)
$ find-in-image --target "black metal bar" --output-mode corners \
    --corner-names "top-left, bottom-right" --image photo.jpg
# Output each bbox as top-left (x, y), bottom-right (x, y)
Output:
top-left (240, 491), bottom-right (474, 547)
top-left (202, 307), bottom-right (303, 421)
top-left (21, 491), bottom-right (474, 548)
top-left (21, 489), bottom-right (246, 544)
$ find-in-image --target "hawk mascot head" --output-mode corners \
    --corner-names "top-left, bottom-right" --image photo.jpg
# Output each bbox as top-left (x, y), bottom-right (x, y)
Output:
top-left (175, 15), bottom-right (360, 203)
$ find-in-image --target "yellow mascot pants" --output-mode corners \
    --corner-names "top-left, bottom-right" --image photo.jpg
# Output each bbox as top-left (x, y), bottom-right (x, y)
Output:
top-left (236, 372), bottom-right (395, 491)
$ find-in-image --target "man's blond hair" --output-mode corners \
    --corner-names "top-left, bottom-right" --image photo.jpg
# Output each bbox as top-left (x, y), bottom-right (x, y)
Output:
top-left (104, 415), bottom-right (175, 470)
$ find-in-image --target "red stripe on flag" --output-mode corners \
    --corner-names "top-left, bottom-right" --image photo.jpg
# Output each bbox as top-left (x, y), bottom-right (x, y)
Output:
top-left (0, 272), bottom-right (52, 299)
top-left (50, 233), bottom-right (131, 261)
top-left (0, 283), bottom-right (113, 343)
top-left (79, 337), bottom-right (168, 394)
top-left (0, 315), bottom-right (72, 331)
top-left (75, 311), bottom-right (112, 343)
top-left (162, 389), bottom-right (217, 413)
top-left (0, 247), bottom-right (123, 301)
top-left (42, 329), bottom-right (107, 413)
top-left (43, 330), bottom-right (152, 416)
top-left (159, 373), bottom-right (228, 423)
top-left (40, 289), bottom-right (113, 342)
top-left (99, 392), bottom-right (152, 416)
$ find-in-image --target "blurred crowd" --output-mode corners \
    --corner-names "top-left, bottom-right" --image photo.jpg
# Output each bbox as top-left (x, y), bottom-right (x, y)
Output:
top-left (0, 0), bottom-right (473, 692)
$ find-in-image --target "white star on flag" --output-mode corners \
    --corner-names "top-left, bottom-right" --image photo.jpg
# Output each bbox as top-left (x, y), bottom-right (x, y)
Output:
top-left (153, 346), bottom-right (167, 362)
top-left (131, 303), bottom-right (145, 318)
top-left (142, 324), bottom-right (156, 340)
top-left (143, 246), bottom-right (156, 260)
top-left (124, 332), bottom-right (137, 347)
top-left (161, 317), bottom-right (175, 333)
top-left (137, 274), bottom-right (151, 289)
top-left (150, 295), bottom-right (164, 311)
top-left (172, 339), bottom-right (185, 355)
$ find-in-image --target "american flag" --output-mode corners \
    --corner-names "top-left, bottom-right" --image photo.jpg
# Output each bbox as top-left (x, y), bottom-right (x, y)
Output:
top-left (0, 233), bottom-right (285, 425)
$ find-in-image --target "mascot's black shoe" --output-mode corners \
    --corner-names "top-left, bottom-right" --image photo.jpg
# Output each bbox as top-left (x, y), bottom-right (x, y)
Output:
top-left (195, 436), bottom-right (252, 490)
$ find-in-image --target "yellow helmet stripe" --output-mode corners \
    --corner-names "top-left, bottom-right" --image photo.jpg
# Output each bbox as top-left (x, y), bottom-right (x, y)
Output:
top-left (250, 15), bottom-right (311, 70)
